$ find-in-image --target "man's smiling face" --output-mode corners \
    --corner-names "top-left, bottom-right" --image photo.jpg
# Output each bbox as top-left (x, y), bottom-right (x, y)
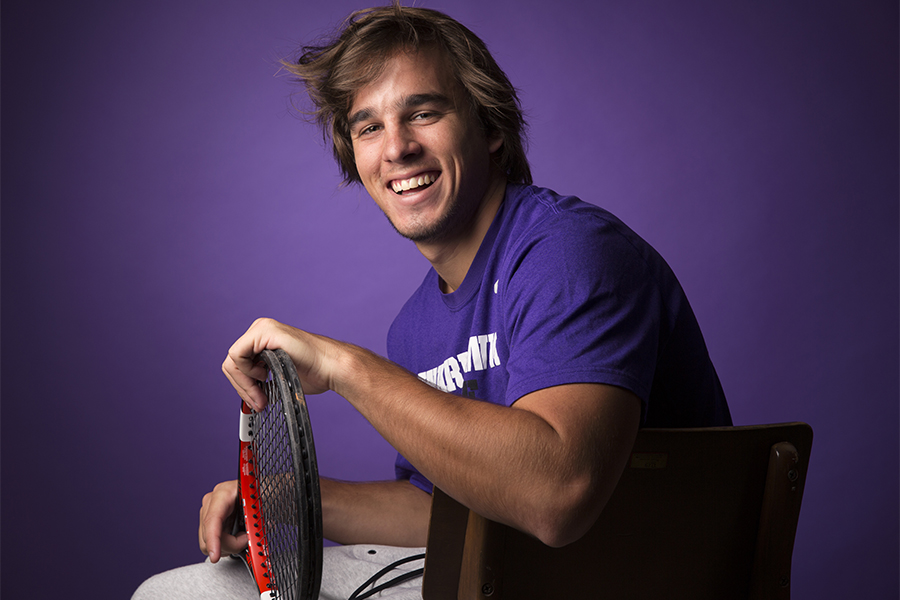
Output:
top-left (348, 46), bottom-right (502, 245)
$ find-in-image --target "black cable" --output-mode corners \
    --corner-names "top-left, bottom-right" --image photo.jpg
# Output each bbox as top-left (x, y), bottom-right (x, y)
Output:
top-left (347, 553), bottom-right (426, 600)
top-left (351, 568), bottom-right (424, 600)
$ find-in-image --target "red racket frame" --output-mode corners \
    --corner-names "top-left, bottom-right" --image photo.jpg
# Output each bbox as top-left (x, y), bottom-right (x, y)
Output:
top-left (238, 401), bottom-right (276, 599)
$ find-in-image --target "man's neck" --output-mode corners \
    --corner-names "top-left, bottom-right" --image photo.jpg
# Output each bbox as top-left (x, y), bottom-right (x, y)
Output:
top-left (415, 176), bottom-right (507, 294)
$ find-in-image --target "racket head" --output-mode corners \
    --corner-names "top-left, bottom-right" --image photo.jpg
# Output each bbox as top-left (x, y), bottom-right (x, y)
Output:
top-left (237, 348), bottom-right (322, 600)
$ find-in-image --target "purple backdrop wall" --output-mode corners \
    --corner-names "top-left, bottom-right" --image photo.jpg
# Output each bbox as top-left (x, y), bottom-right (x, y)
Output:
top-left (2, 1), bottom-right (897, 598)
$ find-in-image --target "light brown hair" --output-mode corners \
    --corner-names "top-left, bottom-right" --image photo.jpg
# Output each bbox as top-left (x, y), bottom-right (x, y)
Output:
top-left (283, 3), bottom-right (531, 186)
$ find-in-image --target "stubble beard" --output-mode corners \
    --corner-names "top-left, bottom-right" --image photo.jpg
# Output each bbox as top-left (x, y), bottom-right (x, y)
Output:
top-left (383, 196), bottom-right (466, 245)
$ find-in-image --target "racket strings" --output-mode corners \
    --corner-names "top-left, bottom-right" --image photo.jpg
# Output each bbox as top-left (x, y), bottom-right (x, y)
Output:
top-left (252, 376), bottom-right (303, 598)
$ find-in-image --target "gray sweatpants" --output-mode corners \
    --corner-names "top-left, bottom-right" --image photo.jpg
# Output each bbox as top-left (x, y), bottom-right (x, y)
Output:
top-left (132, 544), bottom-right (426, 600)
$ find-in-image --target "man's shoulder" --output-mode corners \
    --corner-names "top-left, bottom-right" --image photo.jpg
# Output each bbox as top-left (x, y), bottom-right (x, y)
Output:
top-left (505, 183), bottom-right (600, 216)
top-left (500, 184), bottom-right (646, 258)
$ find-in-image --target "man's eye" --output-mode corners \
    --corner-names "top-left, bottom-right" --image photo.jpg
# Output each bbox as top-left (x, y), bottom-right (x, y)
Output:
top-left (413, 111), bottom-right (436, 121)
top-left (357, 124), bottom-right (380, 137)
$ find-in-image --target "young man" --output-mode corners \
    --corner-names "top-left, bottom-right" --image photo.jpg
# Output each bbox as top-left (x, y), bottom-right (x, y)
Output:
top-left (135, 4), bottom-right (730, 599)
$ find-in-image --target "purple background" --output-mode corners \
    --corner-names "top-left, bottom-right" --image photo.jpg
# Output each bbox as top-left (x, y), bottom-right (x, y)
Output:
top-left (2, 1), bottom-right (896, 598)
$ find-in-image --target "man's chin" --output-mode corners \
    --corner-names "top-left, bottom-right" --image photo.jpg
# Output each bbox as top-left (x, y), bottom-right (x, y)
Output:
top-left (385, 211), bottom-right (458, 244)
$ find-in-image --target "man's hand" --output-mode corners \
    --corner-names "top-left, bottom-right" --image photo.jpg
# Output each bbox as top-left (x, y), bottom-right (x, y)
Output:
top-left (198, 480), bottom-right (248, 563)
top-left (222, 318), bottom-right (335, 411)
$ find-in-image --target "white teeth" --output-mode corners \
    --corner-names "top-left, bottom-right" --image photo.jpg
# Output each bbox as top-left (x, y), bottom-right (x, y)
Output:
top-left (392, 173), bottom-right (435, 193)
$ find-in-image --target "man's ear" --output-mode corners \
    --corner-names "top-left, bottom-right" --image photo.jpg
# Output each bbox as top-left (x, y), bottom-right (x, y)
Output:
top-left (488, 133), bottom-right (503, 154)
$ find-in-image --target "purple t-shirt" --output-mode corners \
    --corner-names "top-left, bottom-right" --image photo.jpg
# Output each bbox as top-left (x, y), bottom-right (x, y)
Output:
top-left (388, 184), bottom-right (731, 493)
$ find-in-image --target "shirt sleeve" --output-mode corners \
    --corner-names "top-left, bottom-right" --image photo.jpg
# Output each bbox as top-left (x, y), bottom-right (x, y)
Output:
top-left (500, 212), bottom-right (665, 411)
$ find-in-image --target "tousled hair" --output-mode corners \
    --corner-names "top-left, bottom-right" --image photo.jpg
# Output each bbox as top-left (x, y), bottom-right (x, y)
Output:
top-left (282, 3), bottom-right (531, 186)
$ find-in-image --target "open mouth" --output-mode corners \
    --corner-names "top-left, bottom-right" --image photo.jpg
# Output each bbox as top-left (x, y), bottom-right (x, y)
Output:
top-left (391, 173), bottom-right (437, 195)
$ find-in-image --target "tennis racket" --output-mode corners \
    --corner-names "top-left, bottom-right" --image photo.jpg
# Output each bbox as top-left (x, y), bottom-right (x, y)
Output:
top-left (234, 348), bottom-right (323, 600)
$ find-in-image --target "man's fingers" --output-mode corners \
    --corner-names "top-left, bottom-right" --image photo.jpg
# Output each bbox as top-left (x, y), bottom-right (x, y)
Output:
top-left (205, 523), bottom-right (222, 562)
top-left (223, 319), bottom-right (281, 410)
top-left (198, 481), bottom-right (246, 563)
top-left (222, 355), bottom-right (268, 411)
top-left (222, 531), bottom-right (249, 560)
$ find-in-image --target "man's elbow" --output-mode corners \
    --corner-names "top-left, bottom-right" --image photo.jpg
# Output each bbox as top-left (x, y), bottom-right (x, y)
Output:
top-left (529, 509), bottom-right (599, 549)
top-left (524, 478), bottom-right (607, 548)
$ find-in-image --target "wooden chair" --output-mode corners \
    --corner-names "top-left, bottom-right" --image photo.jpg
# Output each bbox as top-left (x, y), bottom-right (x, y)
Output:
top-left (421, 422), bottom-right (813, 600)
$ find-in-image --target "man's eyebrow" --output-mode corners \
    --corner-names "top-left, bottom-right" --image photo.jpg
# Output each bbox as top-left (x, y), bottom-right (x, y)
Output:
top-left (348, 108), bottom-right (374, 130)
top-left (348, 93), bottom-right (453, 130)
top-left (400, 93), bottom-right (453, 110)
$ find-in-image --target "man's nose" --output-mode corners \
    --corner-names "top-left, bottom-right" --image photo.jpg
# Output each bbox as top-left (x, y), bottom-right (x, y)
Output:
top-left (383, 125), bottom-right (422, 163)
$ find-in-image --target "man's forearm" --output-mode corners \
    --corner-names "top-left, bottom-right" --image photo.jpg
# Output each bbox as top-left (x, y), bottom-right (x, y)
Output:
top-left (320, 478), bottom-right (432, 547)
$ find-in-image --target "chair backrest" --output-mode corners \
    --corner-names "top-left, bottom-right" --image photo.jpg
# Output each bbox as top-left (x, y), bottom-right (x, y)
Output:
top-left (422, 422), bottom-right (813, 600)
